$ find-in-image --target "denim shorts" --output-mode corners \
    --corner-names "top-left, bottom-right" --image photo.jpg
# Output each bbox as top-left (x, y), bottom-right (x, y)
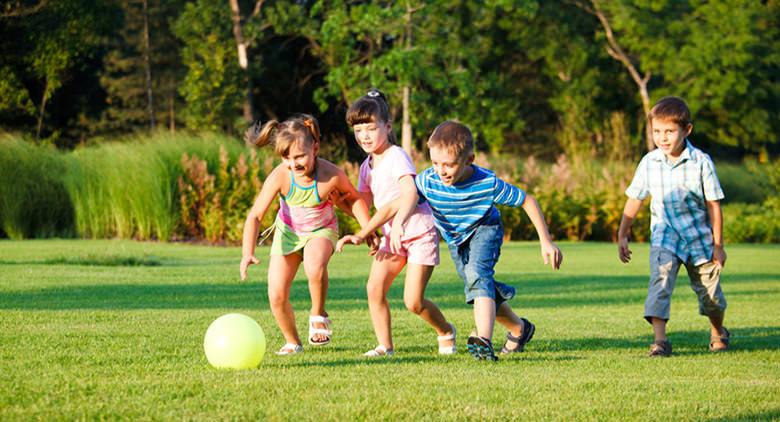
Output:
top-left (447, 222), bottom-right (516, 305)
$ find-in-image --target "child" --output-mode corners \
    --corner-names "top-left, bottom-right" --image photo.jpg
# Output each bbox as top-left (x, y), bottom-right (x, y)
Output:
top-left (336, 89), bottom-right (456, 357)
top-left (618, 96), bottom-right (729, 357)
top-left (240, 114), bottom-right (374, 355)
top-left (397, 120), bottom-right (562, 361)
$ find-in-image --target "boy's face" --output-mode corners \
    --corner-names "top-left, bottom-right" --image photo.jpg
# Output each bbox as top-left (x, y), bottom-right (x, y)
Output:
top-left (429, 146), bottom-right (474, 186)
top-left (352, 119), bottom-right (391, 155)
top-left (651, 118), bottom-right (692, 159)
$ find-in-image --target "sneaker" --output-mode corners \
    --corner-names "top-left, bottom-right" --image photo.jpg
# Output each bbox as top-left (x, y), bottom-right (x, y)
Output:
top-left (648, 340), bottom-right (672, 357)
top-left (467, 336), bottom-right (498, 361)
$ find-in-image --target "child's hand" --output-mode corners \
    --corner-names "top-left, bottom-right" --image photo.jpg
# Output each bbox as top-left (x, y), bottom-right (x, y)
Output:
top-left (618, 237), bottom-right (632, 263)
top-left (390, 221), bottom-right (404, 252)
top-left (541, 240), bottom-right (562, 270)
top-left (365, 233), bottom-right (380, 256)
top-left (336, 234), bottom-right (364, 252)
top-left (240, 255), bottom-right (260, 281)
top-left (713, 245), bottom-right (727, 268)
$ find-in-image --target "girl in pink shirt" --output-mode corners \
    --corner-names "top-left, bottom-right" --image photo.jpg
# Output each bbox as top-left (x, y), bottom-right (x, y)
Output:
top-left (337, 89), bottom-right (455, 357)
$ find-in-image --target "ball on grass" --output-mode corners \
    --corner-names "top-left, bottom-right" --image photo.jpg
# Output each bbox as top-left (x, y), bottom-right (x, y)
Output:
top-left (204, 313), bottom-right (266, 369)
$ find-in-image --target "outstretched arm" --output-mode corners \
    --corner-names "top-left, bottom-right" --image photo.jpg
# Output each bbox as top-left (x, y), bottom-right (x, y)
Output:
top-left (706, 199), bottom-right (726, 268)
top-left (521, 194), bottom-right (562, 270)
top-left (617, 197), bottom-right (643, 263)
top-left (240, 167), bottom-right (283, 280)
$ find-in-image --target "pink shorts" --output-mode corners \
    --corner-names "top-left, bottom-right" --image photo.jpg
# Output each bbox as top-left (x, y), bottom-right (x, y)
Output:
top-left (379, 226), bottom-right (440, 266)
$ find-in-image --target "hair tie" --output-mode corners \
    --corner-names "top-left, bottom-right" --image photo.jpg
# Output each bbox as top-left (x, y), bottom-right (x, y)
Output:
top-left (367, 89), bottom-right (381, 98)
top-left (302, 119), bottom-right (320, 143)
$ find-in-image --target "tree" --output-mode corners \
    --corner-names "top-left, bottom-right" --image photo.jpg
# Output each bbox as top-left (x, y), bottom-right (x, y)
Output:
top-left (173, 0), bottom-right (244, 132)
top-left (99, 0), bottom-right (186, 134)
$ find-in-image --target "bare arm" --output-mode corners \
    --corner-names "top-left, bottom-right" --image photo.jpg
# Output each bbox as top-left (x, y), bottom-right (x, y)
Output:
top-left (617, 197), bottom-right (643, 263)
top-left (240, 167), bottom-right (283, 280)
top-left (521, 194), bottom-right (562, 270)
top-left (706, 199), bottom-right (726, 267)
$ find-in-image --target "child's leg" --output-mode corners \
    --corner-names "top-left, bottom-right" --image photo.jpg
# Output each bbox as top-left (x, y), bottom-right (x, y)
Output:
top-left (473, 297), bottom-right (496, 339)
top-left (403, 263), bottom-right (453, 342)
top-left (267, 253), bottom-right (303, 345)
top-left (645, 247), bottom-right (682, 341)
top-left (495, 301), bottom-right (523, 336)
top-left (684, 260), bottom-right (727, 338)
top-left (302, 237), bottom-right (334, 342)
top-left (366, 252), bottom-right (406, 350)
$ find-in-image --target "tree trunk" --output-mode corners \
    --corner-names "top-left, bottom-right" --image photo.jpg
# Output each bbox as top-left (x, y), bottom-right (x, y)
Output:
top-left (142, 0), bottom-right (155, 130)
top-left (229, 0), bottom-right (254, 122)
top-left (402, 86), bottom-right (412, 156)
top-left (584, 0), bottom-right (654, 151)
top-left (36, 79), bottom-right (48, 141)
top-left (401, 3), bottom-right (415, 156)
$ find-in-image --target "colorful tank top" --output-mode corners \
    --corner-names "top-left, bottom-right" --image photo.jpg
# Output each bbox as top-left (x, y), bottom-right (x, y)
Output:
top-left (270, 170), bottom-right (339, 255)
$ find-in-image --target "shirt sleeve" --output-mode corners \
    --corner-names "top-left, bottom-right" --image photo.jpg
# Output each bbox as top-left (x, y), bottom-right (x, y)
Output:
top-left (357, 158), bottom-right (371, 193)
top-left (492, 175), bottom-right (526, 207)
top-left (625, 156), bottom-right (649, 200)
top-left (702, 157), bottom-right (725, 201)
top-left (390, 147), bottom-right (416, 180)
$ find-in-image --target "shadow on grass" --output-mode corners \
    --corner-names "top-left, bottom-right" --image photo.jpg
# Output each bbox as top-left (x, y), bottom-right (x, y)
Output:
top-left (533, 326), bottom-right (780, 354)
top-left (708, 410), bottom-right (780, 422)
top-left (1, 273), bottom-right (777, 312)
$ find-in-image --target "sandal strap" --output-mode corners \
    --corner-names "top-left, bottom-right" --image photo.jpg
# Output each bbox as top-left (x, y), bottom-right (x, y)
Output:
top-left (437, 324), bottom-right (456, 341)
top-left (364, 345), bottom-right (393, 357)
top-left (275, 343), bottom-right (303, 355)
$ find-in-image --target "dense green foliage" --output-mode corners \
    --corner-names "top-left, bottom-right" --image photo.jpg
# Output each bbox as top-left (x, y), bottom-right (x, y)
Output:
top-left (1, 0), bottom-right (777, 157)
top-left (1, 240), bottom-right (779, 419)
top-left (2, 134), bottom-right (778, 243)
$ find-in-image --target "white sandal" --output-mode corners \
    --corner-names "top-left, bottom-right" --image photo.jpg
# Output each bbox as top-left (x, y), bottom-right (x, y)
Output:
top-left (363, 345), bottom-right (394, 357)
top-left (275, 343), bottom-right (303, 355)
top-left (437, 324), bottom-right (457, 355)
top-left (308, 315), bottom-right (332, 346)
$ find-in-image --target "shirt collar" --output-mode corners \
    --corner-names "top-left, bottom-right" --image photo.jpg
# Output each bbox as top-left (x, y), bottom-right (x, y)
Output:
top-left (650, 139), bottom-right (693, 166)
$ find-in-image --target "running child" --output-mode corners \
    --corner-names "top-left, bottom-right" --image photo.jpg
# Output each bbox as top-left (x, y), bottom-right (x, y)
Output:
top-left (240, 114), bottom-right (374, 355)
top-left (394, 120), bottom-right (563, 361)
top-left (336, 89), bottom-right (456, 357)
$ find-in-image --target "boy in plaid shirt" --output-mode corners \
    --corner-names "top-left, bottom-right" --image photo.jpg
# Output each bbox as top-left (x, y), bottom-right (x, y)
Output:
top-left (618, 96), bottom-right (729, 357)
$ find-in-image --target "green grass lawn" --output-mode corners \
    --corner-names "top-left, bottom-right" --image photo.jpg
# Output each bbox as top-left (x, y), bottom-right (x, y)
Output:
top-left (1, 240), bottom-right (778, 420)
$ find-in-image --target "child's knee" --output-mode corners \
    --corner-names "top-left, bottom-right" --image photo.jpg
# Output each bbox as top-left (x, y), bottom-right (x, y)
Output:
top-left (366, 282), bottom-right (384, 301)
top-left (403, 297), bottom-right (424, 314)
top-left (268, 290), bottom-right (288, 308)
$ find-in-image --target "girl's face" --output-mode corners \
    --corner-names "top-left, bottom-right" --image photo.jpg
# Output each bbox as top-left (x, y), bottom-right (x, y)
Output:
top-left (352, 118), bottom-right (391, 155)
top-left (282, 140), bottom-right (318, 179)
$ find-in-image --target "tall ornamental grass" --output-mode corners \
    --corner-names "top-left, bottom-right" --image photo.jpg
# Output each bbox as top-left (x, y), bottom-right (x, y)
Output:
top-left (62, 132), bottom-right (264, 240)
top-left (0, 136), bottom-right (74, 239)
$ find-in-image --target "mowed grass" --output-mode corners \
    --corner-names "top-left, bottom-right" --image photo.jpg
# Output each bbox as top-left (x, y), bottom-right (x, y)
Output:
top-left (0, 240), bottom-right (778, 421)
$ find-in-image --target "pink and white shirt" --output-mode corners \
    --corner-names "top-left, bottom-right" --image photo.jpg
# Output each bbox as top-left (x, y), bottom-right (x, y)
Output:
top-left (358, 145), bottom-right (435, 239)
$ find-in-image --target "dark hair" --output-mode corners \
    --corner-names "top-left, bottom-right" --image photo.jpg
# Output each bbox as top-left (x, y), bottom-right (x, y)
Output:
top-left (427, 120), bottom-right (474, 159)
top-left (648, 96), bottom-right (692, 128)
top-left (244, 114), bottom-right (321, 157)
top-left (345, 88), bottom-right (397, 144)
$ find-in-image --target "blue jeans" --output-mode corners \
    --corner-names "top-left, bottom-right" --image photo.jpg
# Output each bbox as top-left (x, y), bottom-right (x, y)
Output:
top-left (448, 222), bottom-right (516, 305)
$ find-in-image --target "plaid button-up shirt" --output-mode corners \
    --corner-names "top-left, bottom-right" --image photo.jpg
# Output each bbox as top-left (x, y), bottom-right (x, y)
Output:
top-left (626, 140), bottom-right (725, 265)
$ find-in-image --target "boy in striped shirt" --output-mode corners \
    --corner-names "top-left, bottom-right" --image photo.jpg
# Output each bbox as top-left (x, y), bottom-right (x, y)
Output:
top-left (618, 96), bottom-right (729, 357)
top-left (401, 120), bottom-right (563, 361)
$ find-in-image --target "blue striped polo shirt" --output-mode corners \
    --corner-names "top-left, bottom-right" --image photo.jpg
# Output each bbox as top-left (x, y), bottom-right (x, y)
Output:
top-left (416, 165), bottom-right (526, 246)
top-left (626, 140), bottom-right (725, 265)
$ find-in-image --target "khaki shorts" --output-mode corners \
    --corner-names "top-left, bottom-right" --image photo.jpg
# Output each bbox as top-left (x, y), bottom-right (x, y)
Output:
top-left (644, 247), bottom-right (727, 322)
